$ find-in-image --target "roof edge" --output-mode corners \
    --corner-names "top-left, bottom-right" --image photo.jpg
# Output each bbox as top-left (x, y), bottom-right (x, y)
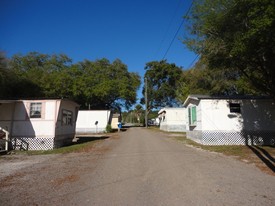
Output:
top-left (183, 94), bottom-right (273, 107)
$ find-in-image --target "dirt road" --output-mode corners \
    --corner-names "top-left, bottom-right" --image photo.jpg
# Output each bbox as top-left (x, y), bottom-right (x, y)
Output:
top-left (1, 127), bottom-right (274, 205)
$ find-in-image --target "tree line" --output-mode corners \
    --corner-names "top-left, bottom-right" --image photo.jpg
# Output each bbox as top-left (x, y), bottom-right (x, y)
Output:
top-left (0, 52), bottom-right (141, 110)
top-left (1, 0), bottom-right (274, 114)
top-left (142, 0), bottom-right (275, 113)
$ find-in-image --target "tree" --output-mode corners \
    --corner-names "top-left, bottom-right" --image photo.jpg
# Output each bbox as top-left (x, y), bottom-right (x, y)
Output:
top-left (9, 52), bottom-right (72, 98)
top-left (133, 104), bottom-right (143, 123)
top-left (72, 58), bottom-right (141, 110)
top-left (141, 60), bottom-right (183, 112)
top-left (0, 52), bottom-right (14, 98)
top-left (7, 52), bottom-right (141, 110)
top-left (122, 104), bottom-right (145, 124)
top-left (184, 0), bottom-right (275, 97)
top-left (175, 59), bottom-right (260, 103)
top-left (1, 52), bottom-right (41, 98)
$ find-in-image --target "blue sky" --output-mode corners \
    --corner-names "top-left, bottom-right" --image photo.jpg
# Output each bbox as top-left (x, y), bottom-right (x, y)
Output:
top-left (1, 0), bottom-right (197, 101)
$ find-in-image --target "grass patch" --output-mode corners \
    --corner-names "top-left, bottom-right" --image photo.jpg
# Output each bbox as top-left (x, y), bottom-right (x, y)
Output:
top-left (147, 126), bottom-right (161, 132)
top-left (171, 133), bottom-right (275, 175)
top-left (10, 139), bottom-right (101, 156)
top-left (174, 134), bottom-right (274, 158)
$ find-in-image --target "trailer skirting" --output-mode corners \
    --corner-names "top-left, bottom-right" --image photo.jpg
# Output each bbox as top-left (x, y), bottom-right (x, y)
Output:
top-left (11, 135), bottom-right (75, 150)
top-left (187, 130), bottom-right (275, 146)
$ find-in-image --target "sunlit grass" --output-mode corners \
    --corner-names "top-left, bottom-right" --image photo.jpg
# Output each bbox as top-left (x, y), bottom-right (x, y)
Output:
top-left (166, 131), bottom-right (275, 162)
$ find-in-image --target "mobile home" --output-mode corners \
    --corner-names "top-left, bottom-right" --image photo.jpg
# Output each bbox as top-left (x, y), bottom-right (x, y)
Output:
top-left (0, 99), bottom-right (79, 150)
top-left (158, 108), bottom-right (186, 132)
top-left (183, 95), bottom-right (275, 145)
top-left (76, 110), bottom-right (112, 134)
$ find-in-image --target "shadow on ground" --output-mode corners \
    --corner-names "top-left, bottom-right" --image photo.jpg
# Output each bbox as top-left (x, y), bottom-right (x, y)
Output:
top-left (248, 146), bottom-right (275, 173)
top-left (73, 136), bottom-right (110, 144)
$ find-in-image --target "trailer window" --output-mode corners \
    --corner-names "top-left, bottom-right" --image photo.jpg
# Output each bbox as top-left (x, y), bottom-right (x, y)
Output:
top-left (188, 106), bottom-right (197, 126)
top-left (30, 102), bottom-right (42, 118)
top-left (62, 110), bottom-right (73, 125)
top-left (229, 103), bottom-right (241, 113)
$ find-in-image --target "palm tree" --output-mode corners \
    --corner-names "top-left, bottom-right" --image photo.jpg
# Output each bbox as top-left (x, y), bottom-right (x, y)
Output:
top-left (133, 104), bottom-right (143, 124)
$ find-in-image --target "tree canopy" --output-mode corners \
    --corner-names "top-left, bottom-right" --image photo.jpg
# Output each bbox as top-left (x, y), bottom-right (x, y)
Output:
top-left (184, 0), bottom-right (275, 97)
top-left (71, 58), bottom-right (141, 110)
top-left (2, 52), bottom-right (141, 110)
top-left (141, 60), bottom-right (183, 111)
top-left (175, 59), bottom-right (259, 103)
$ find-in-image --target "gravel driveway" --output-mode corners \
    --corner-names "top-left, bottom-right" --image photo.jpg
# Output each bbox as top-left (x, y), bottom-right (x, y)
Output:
top-left (0, 127), bottom-right (274, 205)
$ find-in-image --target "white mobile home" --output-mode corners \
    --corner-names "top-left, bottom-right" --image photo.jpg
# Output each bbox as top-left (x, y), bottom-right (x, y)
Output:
top-left (183, 95), bottom-right (275, 145)
top-left (111, 113), bottom-right (121, 129)
top-left (0, 99), bottom-right (79, 150)
top-left (158, 108), bottom-right (186, 132)
top-left (76, 110), bottom-right (112, 134)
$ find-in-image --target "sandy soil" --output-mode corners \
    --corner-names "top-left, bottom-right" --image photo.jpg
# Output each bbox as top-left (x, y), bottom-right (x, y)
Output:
top-left (0, 129), bottom-right (274, 206)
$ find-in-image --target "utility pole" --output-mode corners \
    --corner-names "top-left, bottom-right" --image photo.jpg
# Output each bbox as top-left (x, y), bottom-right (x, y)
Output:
top-left (145, 77), bottom-right (148, 128)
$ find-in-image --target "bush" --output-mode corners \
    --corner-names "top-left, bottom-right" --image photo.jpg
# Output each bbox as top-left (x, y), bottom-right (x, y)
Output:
top-left (105, 124), bottom-right (112, 133)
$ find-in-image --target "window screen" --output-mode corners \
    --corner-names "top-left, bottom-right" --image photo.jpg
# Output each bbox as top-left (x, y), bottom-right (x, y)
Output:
top-left (30, 103), bottom-right (42, 118)
top-left (62, 110), bottom-right (73, 125)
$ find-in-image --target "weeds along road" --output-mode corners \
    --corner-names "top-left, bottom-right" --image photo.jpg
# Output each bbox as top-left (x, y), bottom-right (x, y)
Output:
top-left (1, 127), bottom-right (275, 205)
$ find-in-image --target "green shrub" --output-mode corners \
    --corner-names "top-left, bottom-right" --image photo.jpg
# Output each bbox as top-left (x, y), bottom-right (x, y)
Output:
top-left (105, 124), bottom-right (112, 133)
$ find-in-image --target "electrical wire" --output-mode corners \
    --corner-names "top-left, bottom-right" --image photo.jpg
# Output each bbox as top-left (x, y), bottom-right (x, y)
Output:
top-left (155, 0), bottom-right (182, 57)
top-left (161, 0), bottom-right (193, 60)
top-left (187, 54), bottom-right (200, 69)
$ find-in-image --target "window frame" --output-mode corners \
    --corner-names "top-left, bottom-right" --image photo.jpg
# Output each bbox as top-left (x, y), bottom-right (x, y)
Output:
top-left (229, 103), bottom-right (241, 113)
top-left (29, 102), bottom-right (42, 118)
top-left (188, 106), bottom-right (197, 126)
top-left (62, 109), bottom-right (73, 125)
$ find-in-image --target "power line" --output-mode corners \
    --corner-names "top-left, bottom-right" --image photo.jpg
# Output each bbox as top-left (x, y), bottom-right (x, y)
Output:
top-left (154, 0), bottom-right (182, 57)
top-left (162, 0), bottom-right (193, 60)
top-left (161, 20), bottom-right (184, 60)
top-left (187, 54), bottom-right (200, 69)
